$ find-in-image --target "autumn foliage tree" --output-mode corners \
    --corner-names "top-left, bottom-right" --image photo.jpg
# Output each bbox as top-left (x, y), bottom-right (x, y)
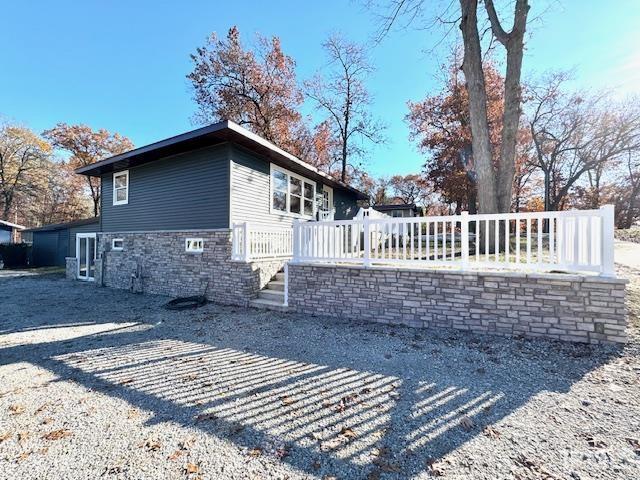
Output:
top-left (0, 122), bottom-right (51, 220)
top-left (43, 124), bottom-right (134, 216)
top-left (188, 26), bottom-right (307, 156)
top-left (407, 59), bottom-right (509, 213)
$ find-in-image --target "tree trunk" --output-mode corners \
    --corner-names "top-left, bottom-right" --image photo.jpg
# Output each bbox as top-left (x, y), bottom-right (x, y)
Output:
top-left (494, 0), bottom-right (529, 213)
top-left (459, 0), bottom-right (498, 215)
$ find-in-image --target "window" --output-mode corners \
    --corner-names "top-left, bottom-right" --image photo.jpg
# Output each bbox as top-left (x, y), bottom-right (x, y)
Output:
top-left (270, 165), bottom-right (316, 218)
top-left (185, 238), bottom-right (204, 253)
top-left (113, 170), bottom-right (129, 205)
top-left (111, 238), bottom-right (124, 251)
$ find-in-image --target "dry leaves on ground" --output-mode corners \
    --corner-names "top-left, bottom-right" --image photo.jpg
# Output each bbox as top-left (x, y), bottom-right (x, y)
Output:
top-left (0, 432), bottom-right (12, 442)
top-left (42, 429), bottom-right (72, 441)
top-left (9, 404), bottom-right (26, 415)
top-left (459, 415), bottom-right (474, 431)
top-left (483, 425), bottom-right (501, 439)
top-left (184, 462), bottom-right (200, 474)
top-left (139, 438), bottom-right (162, 451)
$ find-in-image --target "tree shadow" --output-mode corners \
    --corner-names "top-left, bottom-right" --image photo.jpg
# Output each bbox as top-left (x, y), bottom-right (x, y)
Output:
top-left (0, 277), bottom-right (622, 478)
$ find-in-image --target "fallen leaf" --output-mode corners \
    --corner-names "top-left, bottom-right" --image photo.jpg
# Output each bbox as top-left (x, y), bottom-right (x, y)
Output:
top-left (367, 471), bottom-right (381, 480)
top-left (118, 378), bottom-right (134, 385)
top-left (17, 432), bottom-right (29, 444)
top-left (339, 427), bottom-right (357, 439)
top-left (9, 404), bottom-right (25, 415)
top-left (168, 449), bottom-right (184, 461)
top-left (16, 451), bottom-right (31, 462)
top-left (194, 412), bottom-right (217, 423)
top-left (184, 373), bottom-right (199, 382)
top-left (281, 396), bottom-right (295, 406)
top-left (248, 447), bottom-right (262, 457)
top-left (139, 438), bottom-right (161, 451)
top-left (483, 426), bottom-right (501, 439)
top-left (41, 417), bottom-right (53, 425)
top-left (34, 403), bottom-right (48, 414)
top-left (459, 415), bottom-right (474, 431)
top-left (42, 429), bottom-right (72, 441)
top-left (372, 458), bottom-right (401, 473)
top-left (184, 462), bottom-right (200, 474)
top-left (0, 432), bottom-right (12, 442)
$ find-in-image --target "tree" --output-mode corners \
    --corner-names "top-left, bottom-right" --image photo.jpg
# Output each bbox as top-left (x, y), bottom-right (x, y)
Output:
top-left (389, 174), bottom-right (431, 205)
top-left (188, 26), bottom-right (305, 156)
top-left (0, 122), bottom-right (51, 220)
top-left (407, 58), bottom-right (512, 214)
top-left (43, 124), bottom-right (134, 216)
top-left (375, 0), bottom-right (531, 213)
top-left (305, 34), bottom-right (385, 182)
top-left (527, 76), bottom-right (640, 212)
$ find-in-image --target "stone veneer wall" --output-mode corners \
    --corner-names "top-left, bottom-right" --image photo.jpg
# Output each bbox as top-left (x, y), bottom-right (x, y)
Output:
top-left (97, 230), bottom-right (284, 306)
top-left (288, 263), bottom-right (628, 344)
top-left (65, 257), bottom-right (77, 280)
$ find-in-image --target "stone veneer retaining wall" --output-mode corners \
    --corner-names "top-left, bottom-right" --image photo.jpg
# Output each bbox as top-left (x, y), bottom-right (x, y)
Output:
top-left (65, 257), bottom-right (77, 280)
top-left (95, 230), bottom-right (284, 306)
top-left (288, 263), bottom-right (628, 344)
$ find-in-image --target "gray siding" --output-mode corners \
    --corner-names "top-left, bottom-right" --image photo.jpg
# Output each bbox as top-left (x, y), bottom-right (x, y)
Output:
top-left (101, 144), bottom-right (230, 232)
top-left (230, 144), bottom-right (360, 226)
top-left (230, 145), bottom-right (297, 227)
top-left (68, 222), bottom-right (99, 257)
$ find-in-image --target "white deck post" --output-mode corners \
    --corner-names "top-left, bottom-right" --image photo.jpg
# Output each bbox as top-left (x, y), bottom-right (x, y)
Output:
top-left (461, 211), bottom-right (469, 270)
top-left (292, 219), bottom-right (300, 263)
top-left (363, 216), bottom-right (371, 267)
top-left (600, 204), bottom-right (615, 276)
top-left (242, 222), bottom-right (251, 263)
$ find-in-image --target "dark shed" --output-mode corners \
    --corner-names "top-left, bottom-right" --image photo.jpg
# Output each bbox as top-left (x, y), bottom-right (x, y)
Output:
top-left (24, 218), bottom-right (100, 267)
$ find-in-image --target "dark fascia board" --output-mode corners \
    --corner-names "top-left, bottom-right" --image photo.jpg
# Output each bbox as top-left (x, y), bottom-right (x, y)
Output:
top-left (374, 203), bottom-right (418, 211)
top-left (23, 217), bottom-right (100, 233)
top-left (76, 120), bottom-right (368, 200)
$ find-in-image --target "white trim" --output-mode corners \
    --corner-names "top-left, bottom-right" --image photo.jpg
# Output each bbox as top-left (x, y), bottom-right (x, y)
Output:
top-left (76, 233), bottom-right (97, 281)
top-left (113, 170), bottom-right (129, 205)
top-left (269, 163), bottom-right (316, 219)
top-left (111, 238), bottom-right (124, 251)
top-left (185, 237), bottom-right (204, 253)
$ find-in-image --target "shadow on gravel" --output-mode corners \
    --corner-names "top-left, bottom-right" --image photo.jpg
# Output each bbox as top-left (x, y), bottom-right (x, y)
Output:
top-left (0, 276), bottom-right (622, 479)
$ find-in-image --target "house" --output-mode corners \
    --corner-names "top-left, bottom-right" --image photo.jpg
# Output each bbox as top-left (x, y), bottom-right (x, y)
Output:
top-left (0, 220), bottom-right (26, 244)
top-left (373, 203), bottom-right (420, 218)
top-left (68, 120), bottom-right (367, 307)
top-left (23, 217), bottom-right (100, 267)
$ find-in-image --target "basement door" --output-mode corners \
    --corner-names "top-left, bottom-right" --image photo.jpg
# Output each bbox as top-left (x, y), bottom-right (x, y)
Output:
top-left (76, 233), bottom-right (97, 281)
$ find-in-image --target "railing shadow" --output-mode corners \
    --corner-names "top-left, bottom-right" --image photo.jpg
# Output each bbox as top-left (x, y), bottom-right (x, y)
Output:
top-left (0, 278), bottom-right (621, 478)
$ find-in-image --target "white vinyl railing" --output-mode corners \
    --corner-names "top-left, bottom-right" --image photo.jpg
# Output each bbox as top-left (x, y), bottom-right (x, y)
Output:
top-left (292, 205), bottom-right (616, 276)
top-left (232, 223), bottom-right (293, 261)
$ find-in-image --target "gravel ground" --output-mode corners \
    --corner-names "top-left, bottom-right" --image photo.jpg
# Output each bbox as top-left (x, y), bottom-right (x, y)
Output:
top-left (0, 269), bottom-right (639, 480)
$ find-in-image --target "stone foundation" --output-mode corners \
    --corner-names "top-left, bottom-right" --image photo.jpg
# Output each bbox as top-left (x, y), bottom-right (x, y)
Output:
top-left (65, 257), bottom-right (77, 280)
top-left (288, 263), bottom-right (628, 344)
top-left (97, 230), bottom-right (285, 306)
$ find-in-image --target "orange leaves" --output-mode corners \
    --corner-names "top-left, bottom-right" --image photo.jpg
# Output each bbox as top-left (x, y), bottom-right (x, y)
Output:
top-left (42, 429), bottom-right (72, 441)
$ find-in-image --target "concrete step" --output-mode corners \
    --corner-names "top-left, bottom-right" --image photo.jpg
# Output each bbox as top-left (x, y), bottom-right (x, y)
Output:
top-left (275, 272), bottom-right (285, 281)
top-left (258, 289), bottom-right (285, 302)
top-left (267, 280), bottom-right (285, 291)
top-left (249, 298), bottom-right (290, 313)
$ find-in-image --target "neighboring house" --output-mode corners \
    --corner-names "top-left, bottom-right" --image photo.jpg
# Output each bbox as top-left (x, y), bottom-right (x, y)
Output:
top-left (373, 203), bottom-right (420, 218)
top-left (0, 220), bottom-right (25, 244)
top-left (23, 218), bottom-right (100, 267)
top-left (66, 120), bottom-right (366, 307)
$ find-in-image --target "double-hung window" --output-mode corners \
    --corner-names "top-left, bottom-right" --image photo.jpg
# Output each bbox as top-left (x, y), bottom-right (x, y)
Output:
top-left (270, 165), bottom-right (316, 218)
top-left (113, 170), bottom-right (129, 205)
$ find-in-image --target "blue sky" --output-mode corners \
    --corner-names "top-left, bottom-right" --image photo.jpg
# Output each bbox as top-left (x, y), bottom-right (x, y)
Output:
top-left (1, 0), bottom-right (639, 178)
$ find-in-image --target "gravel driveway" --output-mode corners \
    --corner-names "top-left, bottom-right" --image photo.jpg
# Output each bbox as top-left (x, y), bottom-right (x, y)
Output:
top-left (0, 270), bottom-right (639, 480)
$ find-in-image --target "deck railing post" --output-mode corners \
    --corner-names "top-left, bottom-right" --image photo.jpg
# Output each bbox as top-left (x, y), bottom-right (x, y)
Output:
top-left (292, 219), bottom-right (300, 263)
top-left (461, 211), bottom-right (469, 270)
top-left (600, 204), bottom-right (615, 276)
top-left (363, 216), bottom-right (371, 267)
top-left (242, 222), bottom-right (251, 263)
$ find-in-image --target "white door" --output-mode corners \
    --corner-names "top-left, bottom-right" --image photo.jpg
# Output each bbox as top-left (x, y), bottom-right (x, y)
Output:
top-left (76, 233), bottom-right (97, 281)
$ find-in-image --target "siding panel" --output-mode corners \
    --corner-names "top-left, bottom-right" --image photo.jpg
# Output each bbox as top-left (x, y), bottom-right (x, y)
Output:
top-left (101, 144), bottom-right (230, 232)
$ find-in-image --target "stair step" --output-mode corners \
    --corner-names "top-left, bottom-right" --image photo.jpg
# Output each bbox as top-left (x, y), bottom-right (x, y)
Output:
top-left (267, 280), bottom-right (285, 291)
top-left (275, 272), bottom-right (285, 281)
top-left (249, 298), bottom-right (290, 312)
top-left (259, 290), bottom-right (285, 302)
